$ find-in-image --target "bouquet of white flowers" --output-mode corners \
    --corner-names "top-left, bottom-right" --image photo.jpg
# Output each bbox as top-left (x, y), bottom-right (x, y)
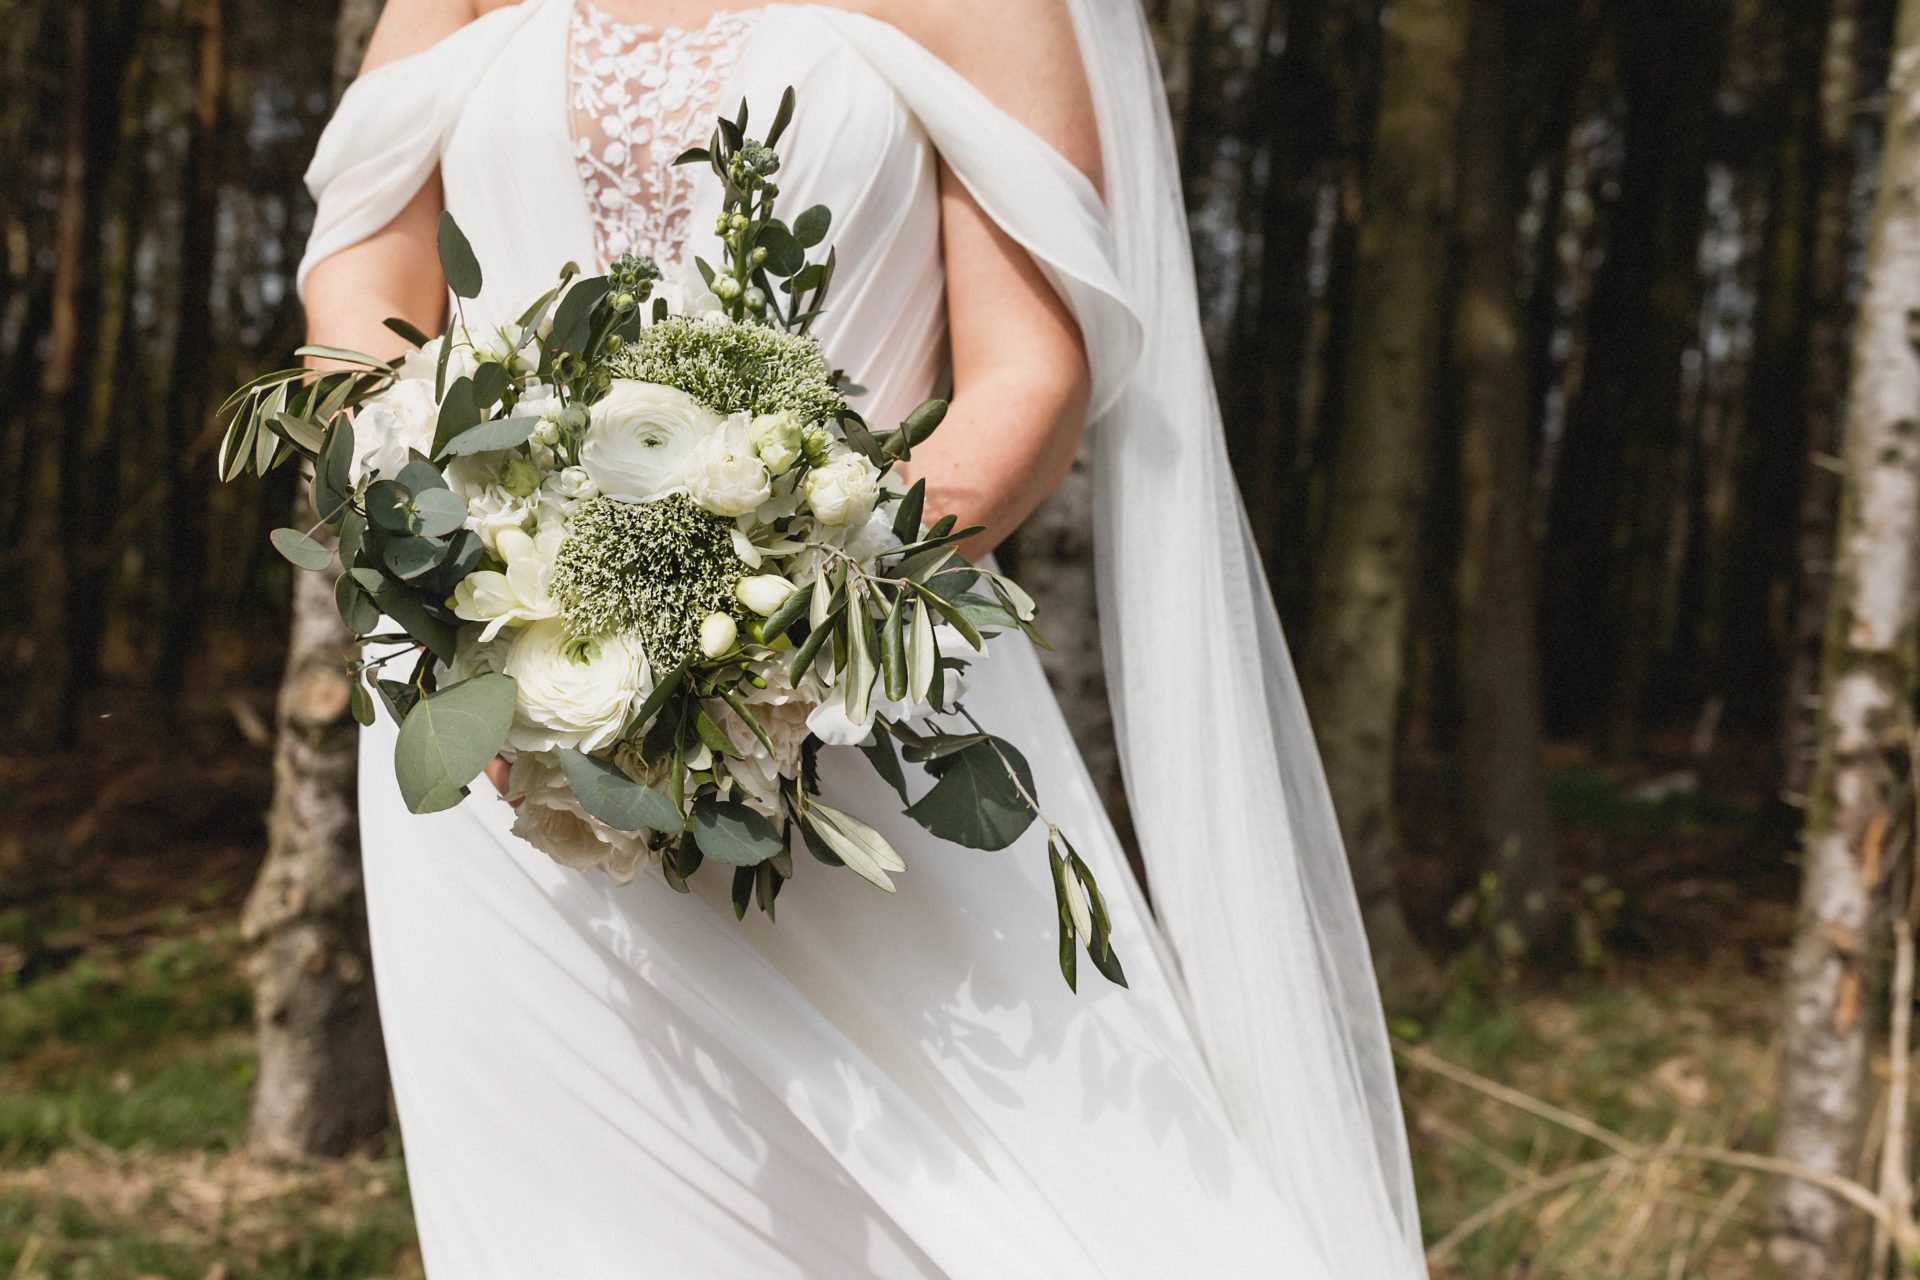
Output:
top-left (221, 91), bottom-right (1123, 989)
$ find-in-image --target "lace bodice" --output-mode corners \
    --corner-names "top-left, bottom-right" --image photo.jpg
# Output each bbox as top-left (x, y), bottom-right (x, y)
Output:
top-left (566, 3), bottom-right (762, 267)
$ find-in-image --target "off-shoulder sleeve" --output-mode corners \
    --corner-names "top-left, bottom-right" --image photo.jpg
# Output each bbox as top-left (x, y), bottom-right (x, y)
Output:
top-left (808, 11), bottom-right (1144, 420)
top-left (297, 2), bottom-right (551, 299)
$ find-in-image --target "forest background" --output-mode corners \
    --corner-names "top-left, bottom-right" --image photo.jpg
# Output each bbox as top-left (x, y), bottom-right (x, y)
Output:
top-left (7, 0), bottom-right (1920, 1275)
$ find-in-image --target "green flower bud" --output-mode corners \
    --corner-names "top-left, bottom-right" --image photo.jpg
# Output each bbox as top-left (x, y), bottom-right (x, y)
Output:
top-left (500, 456), bottom-right (541, 498)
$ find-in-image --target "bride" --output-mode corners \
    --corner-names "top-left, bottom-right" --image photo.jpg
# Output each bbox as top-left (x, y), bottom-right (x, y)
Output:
top-left (299, 0), bottom-right (1428, 1275)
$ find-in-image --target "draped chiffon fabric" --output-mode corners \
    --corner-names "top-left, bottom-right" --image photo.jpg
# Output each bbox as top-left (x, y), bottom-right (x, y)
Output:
top-left (300, 3), bottom-right (1424, 1275)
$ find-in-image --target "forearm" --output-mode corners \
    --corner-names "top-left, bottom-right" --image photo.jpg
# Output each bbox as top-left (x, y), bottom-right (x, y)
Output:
top-left (896, 365), bottom-right (1089, 560)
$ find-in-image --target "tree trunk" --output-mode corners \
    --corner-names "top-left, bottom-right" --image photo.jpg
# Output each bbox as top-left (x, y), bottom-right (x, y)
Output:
top-left (242, 0), bottom-right (390, 1162)
top-left (153, 0), bottom-right (227, 701)
top-left (1782, 0), bottom-right (1867, 804)
top-left (1453, 0), bottom-right (1559, 960)
top-left (1300, 0), bottom-right (1469, 1011)
top-left (1768, 2), bottom-right (1920, 1270)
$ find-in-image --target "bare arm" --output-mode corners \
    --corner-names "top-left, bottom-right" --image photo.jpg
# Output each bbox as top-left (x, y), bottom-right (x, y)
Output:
top-left (888, 0), bottom-right (1103, 559)
top-left (301, 0), bottom-right (486, 362)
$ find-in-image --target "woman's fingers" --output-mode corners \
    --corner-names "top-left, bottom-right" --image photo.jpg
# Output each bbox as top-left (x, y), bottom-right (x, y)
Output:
top-left (485, 755), bottom-right (518, 805)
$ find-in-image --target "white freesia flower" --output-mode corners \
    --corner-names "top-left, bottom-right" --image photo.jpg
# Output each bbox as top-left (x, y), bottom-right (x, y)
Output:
top-left (507, 752), bottom-right (652, 883)
top-left (451, 525), bottom-right (563, 641)
top-left (579, 380), bottom-right (720, 503)
top-left (688, 415), bottom-right (773, 516)
top-left (803, 451), bottom-right (882, 526)
top-left (503, 619), bottom-right (650, 754)
top-left (750, 411), bottom-right (805, 475)
top-left (350, 378), bottom-right (440, 481)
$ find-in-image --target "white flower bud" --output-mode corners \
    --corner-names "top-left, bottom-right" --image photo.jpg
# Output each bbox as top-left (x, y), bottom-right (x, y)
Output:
top-left (736, 574), bottom-right (798, 617)
top-left (714, 277), bottom-right (743, 301)
top-left (699, 612), bottom-right (738, 659)
top-left (749, 411), bottom-right (804, 475)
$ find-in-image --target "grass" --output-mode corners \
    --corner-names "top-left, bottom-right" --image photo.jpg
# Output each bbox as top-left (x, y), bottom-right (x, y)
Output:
top-left (0, 731), bottom-right (1797, 1278)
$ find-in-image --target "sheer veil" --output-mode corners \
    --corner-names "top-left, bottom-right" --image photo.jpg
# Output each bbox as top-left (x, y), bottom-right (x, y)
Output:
top-left (1062, 2), bottom-right (1428, 1273)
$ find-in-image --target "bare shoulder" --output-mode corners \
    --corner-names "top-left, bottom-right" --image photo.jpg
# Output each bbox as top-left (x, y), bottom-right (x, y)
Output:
top-left (361, 0), bottom-right (496, 72)
top-left (867, 0), bottom-right (1102, 190)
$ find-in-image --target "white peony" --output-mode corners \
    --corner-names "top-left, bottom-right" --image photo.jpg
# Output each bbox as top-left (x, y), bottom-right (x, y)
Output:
top-left (507, 751), bottom-right (652, 883)
top-left (579, 381), bottom-right (720, 503)
top-left (451, 525), bottom-right (563, 641)
top-left (350, 378), bottom-right (441, 481)
top-left (502, 619), bottom-right (650, 754)
top-left (688, 415), bottom-right (773, 516)
top-left (803, 451), bottom-right (882, 527)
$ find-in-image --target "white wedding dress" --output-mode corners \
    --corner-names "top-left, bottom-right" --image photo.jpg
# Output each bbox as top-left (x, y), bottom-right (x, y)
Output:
top-left (299, 3), bottom-right (1429, 1276)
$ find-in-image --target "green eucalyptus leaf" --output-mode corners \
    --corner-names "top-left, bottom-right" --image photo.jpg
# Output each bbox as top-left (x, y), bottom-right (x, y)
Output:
top-left (367, 481), bottom-right (412, 531)
top-left (690, 799), bottom-right (785, 867)
top-left (437, 212), bottom-right (484, 299)
top-left (431, 376), bottom-right (481, 457)
top-left (335, 573), bottom-right (382, 634)
top-left (270, 527), bottom-right (334, 572)
top-left (438, 415), bottom-right (540, 458)
top-left (374, 585), bottom-right (458, 663)
top-left (392, 673), bottom-right (517, 814)
top-left (793, 204), bottom-right (832, 249)
top-left (471, 360), bottom-right (510, 409)
top-left (860, 726), bottom-right (910, 803)
top-left (410, 488), bottom-right (468, 539)
top-left (384, 535), bottom-right (448, 580)
top-left (395, 458), bottom-right (448, 494)
top-left (558, 749), bottom-right (684, 832)
top-left (757, 222), bottom-right (805, 277)
top-left (904, 736), bottom-right (1038, 851)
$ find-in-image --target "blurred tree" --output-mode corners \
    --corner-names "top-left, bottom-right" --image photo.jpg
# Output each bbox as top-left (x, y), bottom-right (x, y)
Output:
top-left (1301, 0), bottom-right (1469, 1010)
top-left (242, 0), bottom-right (389, 1162)
top-left (1452, 0), bottom-right (1559, 959)
top-left (1768, 0), bottom-right (1920, 1268)
top-left (1779, 0), bottom-right (1869, 803)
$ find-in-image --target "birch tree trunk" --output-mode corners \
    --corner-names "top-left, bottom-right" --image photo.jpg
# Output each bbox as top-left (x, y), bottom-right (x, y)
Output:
top-left (1453, 0), bottom-right (1559, 960)
top-left (1769, 2), bottom-right (1920, 1269)
top-left (1300, 0), bottom-right (1468, 1011)
top-left (242, 0), bottom-right (390, 1162)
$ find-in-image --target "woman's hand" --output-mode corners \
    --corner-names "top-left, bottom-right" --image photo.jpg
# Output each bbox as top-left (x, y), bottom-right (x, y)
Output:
top-left (486, 756), bottom-right (516, 803)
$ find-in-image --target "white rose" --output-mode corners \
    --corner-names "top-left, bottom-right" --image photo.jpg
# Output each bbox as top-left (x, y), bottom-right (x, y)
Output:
top-left (579, 381), bottom-right (720, 503)
top-left (688, 415), bottom-right (773, 517)
top-left (507, 752), bottom-right (652, 883)
top-left (750, 411), bottom-right (805, 475)
top-left (451, 525), bottom-right (564, 641)
top-left (350, 378), bottom-right (440, 481)
top-left (503, 619), bottom-right (651, 754)
top-left (803, 451), bottom-right (882, 527)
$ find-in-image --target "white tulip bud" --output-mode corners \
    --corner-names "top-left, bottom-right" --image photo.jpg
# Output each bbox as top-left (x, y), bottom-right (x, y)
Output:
top-left (736, 574), bottom-right (798, 617)
top-left (699, 612), bottom-right (738, 659)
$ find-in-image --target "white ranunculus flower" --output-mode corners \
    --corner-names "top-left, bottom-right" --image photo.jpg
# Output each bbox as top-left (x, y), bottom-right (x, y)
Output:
top-left (503, 619), bottom-right (650, 754)
top-left (688, 415), bottom-right (773, 516)
top-left (451, 524), bottom-right (564, 641)
top-left (579, 381), bottom-right (720, 503)
top-left (803, 451), bottom-right (883, 527)
top-left (350, 378), bottom-right (441, 481)
top-left (507, 752), bottom-right (652, 883)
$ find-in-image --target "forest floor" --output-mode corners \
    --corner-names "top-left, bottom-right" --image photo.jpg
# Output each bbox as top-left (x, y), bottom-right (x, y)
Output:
top-left (0, 681), bottom-right (1801, 1278)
